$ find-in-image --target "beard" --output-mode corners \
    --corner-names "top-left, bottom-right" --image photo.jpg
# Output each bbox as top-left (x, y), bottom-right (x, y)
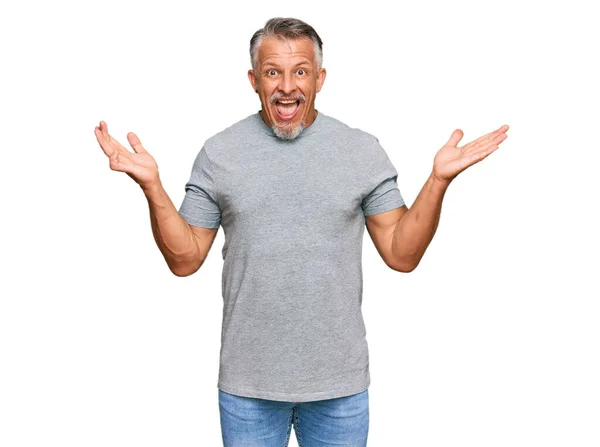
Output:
top-left (272, 122), bottom-right (305, 140)
top-left (269, 91), bottom-right (307, 140)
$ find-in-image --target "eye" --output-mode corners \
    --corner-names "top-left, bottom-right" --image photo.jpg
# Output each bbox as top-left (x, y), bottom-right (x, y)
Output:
top-left (267, 69), bottom-right (277, 76)
top-left (297, 69), bottom-right (306, 75)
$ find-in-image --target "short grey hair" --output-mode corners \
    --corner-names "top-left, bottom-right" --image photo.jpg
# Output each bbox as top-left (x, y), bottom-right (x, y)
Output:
top-left (250, 17), bottom-right (323, 72)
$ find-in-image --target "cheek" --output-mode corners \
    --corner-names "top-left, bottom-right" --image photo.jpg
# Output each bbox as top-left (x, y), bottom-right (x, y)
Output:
top-left (302, 81), bottom-right (317, 96)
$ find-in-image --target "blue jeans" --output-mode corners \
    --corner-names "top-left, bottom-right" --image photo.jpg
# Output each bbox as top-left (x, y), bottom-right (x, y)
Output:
top-left (218, 388), bottom-right (369, 446)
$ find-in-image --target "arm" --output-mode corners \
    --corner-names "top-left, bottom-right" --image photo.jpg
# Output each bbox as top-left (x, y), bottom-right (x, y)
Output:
top-left (365, 124), bottom-right (509, 272)
top-left (143, 180), bottom-right (218, 277)
top-left (365, 173), bottom-right (446, 272)
top-left (391, 172), bottom-right (447, 271)
top-left (94, 120), bottom-right (218, 277)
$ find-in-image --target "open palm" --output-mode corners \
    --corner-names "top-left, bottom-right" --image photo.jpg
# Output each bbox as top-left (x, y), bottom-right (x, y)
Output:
top-left (94, 121), bottom-right (159, 189)
top-left (433, 124), bottom-right (509, 184)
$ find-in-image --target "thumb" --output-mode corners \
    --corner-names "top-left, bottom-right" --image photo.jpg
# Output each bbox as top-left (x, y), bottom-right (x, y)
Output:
top-left (445, 129), bottom-right (464, 147)
top-left (127, 132), bottom-right (147, 154)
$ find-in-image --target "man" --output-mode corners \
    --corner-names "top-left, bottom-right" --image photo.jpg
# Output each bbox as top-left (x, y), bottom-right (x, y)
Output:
top-left (95, 17), bottom-right (508, 447)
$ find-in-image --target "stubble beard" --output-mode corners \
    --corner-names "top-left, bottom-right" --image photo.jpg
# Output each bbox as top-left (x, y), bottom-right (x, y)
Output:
top-left (272, 122), bottom-right (305, 140)
top-left (268, 91), bottom-right (307, 140)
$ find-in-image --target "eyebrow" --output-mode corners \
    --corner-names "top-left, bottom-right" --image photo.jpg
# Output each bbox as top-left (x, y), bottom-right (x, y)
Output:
top-left (262, 61), bottom-right (311, 69)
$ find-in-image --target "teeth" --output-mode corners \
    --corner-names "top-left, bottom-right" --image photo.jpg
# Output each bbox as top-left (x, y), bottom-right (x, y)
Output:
top-left (278, 100), bottom-right (297, 104)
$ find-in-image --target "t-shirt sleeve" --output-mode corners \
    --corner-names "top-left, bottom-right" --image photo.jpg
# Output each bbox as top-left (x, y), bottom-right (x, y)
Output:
top-left (178, 146), bottom-right (222, 229)
top-left (361, 138), bottom-right (405, 217)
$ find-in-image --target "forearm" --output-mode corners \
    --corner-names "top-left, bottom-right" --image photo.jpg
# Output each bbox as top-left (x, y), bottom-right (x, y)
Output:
top-left (392, 172), bottom-right (449, 270)
top-left (142, 180), bottom-right (201, 275)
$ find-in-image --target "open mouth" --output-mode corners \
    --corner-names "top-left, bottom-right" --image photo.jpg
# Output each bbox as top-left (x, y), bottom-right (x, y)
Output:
top-left (274, 99), bottom-right (301, 121)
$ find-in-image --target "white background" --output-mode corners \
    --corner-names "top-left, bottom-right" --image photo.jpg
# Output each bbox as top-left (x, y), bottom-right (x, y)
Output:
top-left (1, 0), bottom-right (598, 446)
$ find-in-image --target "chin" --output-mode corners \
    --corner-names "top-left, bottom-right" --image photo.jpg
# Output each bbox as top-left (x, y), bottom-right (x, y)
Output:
top-left (272, 122), bottom-right (305, 140)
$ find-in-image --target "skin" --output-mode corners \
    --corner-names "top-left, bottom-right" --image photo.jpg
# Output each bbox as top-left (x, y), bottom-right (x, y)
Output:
top-left (248, 36), bottom-right (326, 134)
top-left (365, 124), bottom-right (509, 272)
top-left (93, 33), bottom-right (509, 276)
top-left (94, 123), bottom-right (217, 277)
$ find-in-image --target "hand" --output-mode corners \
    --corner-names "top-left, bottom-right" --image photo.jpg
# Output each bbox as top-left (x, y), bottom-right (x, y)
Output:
top-left (94, 121), bottom-right (160, 190)
top-left (432, 124), bottom-right (509, 185)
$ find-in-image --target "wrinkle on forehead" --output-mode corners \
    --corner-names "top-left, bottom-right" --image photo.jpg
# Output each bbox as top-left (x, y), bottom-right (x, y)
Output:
top-left (258, 36), bottom-right (315, 66)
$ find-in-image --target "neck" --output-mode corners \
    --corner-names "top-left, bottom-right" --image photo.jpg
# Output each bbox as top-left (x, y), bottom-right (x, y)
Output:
top-left (303, 108), bottom-right (318, 128)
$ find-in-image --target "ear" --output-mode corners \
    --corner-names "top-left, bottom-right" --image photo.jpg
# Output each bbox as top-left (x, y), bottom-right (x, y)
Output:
top-left (248, 70), bottom-right (258, 92)
top-left (316, 68), bottom-right (327, 93)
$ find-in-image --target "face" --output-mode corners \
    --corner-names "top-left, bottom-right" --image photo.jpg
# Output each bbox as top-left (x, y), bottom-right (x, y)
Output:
top-left (248, 36), bottom-right (326, 139)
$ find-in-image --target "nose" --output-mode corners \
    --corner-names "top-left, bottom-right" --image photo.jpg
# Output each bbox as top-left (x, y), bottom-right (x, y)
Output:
top-left (278, 71), bottom-right (296, 95)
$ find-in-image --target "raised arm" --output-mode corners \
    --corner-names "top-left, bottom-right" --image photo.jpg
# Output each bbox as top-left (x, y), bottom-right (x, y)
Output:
top-left (366, 124), bottom-right (509, 272)
top-left (94, 121), bottom-right (217, 276)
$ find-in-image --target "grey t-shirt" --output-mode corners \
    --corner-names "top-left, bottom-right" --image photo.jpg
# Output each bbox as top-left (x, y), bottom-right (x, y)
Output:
top-left (178, 111), bottom-right (404, 402)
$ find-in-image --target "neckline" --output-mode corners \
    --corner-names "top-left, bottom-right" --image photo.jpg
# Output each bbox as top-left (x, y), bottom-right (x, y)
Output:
top-left (255, 110), bottom-right (323, 141)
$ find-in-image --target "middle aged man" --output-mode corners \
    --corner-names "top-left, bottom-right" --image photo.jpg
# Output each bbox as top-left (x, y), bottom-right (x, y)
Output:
top-left (95, 16), bottom-right (509, 447)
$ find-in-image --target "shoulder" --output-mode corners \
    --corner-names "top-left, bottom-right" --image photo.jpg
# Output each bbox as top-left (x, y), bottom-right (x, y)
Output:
top-left (203, 113), bottom-right (263, 154)
top-left (318, 113), bottom-right (380, 145)
top-left (316, 113), bottom-right (383, 162)
top-left (319, 113), bottom-right (394, 171)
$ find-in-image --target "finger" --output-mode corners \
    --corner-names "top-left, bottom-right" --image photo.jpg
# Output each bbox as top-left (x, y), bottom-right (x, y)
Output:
top-left (99, 121), bottom-right (129, 153)
top-left (463, 125), bottom-right (509, 153)
top-left (95, 125), bottom-right (116, 157)
top-left (95, 124), bottom-right (134, 171)
top-left (100, 121), bottom-right (110, 141)
top-left (480, 124), bottom-right (509, 140)
top-left (108, 143), bottom-right (134, 173)
top-left (445, 129), bottom-right (464, 147)
top-left (464, 143), bottom-right (501, 168)
top-left (127, 132), bottom-right (147, 154)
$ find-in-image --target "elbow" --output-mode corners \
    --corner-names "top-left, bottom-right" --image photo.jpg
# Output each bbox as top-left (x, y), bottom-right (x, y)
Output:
top-left (389, 263), bottom-right (418, 273)
top-left (388, 255), bottom-right (420, 273)
top-left (170, 267), bottom-right (192, 277)
top-left (169, 259), bottom-right (203, 277)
